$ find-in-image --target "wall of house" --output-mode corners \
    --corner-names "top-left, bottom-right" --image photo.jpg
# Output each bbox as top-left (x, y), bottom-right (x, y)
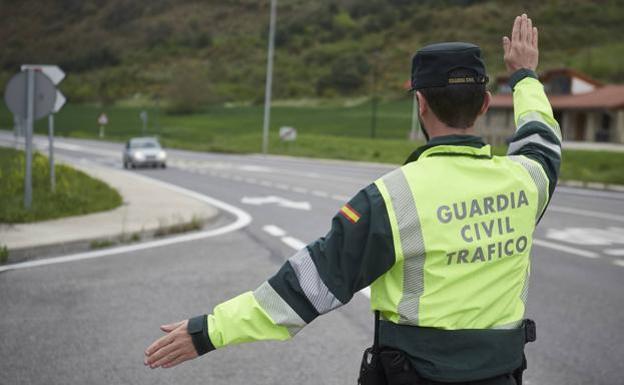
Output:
top-left (476, 109), bottom-right (514, 145)
top-left (616, 110), bottom-right (624, 143)
top-left (478, 108), bottom-right (624, 144)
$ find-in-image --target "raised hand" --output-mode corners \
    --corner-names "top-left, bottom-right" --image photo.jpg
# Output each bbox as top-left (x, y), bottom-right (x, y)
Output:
top-left (502, 14), bottom-right (539, 74)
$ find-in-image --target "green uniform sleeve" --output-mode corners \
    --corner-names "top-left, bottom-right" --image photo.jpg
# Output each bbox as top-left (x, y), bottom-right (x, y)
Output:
top-left (204, 184), bottom-right (395, 350)
top-left (506, 70), bottom-right (562, 208)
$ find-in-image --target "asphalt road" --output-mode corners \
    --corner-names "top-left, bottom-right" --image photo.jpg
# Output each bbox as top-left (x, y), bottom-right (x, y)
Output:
top-left (1, 132), bottom-right (623, 385)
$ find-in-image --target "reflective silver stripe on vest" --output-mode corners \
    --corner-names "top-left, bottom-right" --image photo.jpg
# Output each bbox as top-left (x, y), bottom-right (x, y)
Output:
top-left (288, 247), bottom-right (343, 314)
top-left (517, 111), bottom-right (562, 141)
top-left (508, 155), bottom-right (549, 221)
top-left (507, 133), bottom-right (562, 157)
top-left (382, 168), bottom-right (427, 325)
top-left (253, 281), bottom-right (306, 336)
top-left (520, 262), bottom-right (531, 309)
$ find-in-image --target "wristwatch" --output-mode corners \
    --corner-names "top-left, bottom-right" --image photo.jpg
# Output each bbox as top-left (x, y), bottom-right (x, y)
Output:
top-left (187, 315), bottom-right (215, 355)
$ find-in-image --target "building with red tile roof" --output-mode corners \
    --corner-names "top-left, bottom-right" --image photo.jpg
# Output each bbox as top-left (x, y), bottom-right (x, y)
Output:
top-left (476, 69), bottom-right (624, 144)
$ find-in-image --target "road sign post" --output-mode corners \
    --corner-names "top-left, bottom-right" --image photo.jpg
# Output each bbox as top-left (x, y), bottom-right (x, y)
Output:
top-left (20, 65), bottom-right (66, 192)
top-left (140, 110), bottom-right (148, 136)
top-left (98, 113), bottom-right (108, 138)
top-left (24, 69), bottom-right (35, 208)
top-left (4, 67), bottom-right (59, 209)
top-left (262, 0), bottom-right (277, 155)
top-left (48, 90), bottom-right (66, 191)
top-left (48, 114), bottom-right (55, 192)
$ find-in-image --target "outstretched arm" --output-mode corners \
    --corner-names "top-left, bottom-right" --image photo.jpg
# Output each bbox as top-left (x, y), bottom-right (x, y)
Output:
top-left (145, 184), bottom-right (396, 369)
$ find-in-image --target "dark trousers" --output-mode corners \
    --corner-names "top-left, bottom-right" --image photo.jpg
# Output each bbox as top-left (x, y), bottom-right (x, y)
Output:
top-left (379, 350), bottom-right (519, 385)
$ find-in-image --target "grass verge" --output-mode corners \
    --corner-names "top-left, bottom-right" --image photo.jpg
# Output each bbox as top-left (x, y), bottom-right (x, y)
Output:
top-left (0, 245), bottom-right (8, 264)
top-left (3, 102), bottom-right (624, 185)
top-left (0, 147), bottom-right (123, 223)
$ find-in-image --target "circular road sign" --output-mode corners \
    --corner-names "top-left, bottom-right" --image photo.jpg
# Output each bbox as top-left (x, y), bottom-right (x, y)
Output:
top-left (4, 71), bottom-right (57, 120)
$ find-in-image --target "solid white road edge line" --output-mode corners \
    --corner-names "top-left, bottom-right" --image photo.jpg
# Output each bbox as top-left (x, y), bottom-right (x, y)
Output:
top-left (0, 172), bottom-right (253, 273)
top-left (533, 239), bottom-right (599, 259)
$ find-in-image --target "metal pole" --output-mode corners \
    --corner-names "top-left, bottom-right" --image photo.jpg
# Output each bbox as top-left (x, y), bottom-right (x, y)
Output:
top-left (49, 114), bottom-right (55, 192)
top-left (24, 69), bottom-right (34, 209)
top-left (371, 95), bottom-right (377, 139)
top-left (13, 116), bottom-right (19, 148)
top-left (410, 93), bottom-right (421, 141)
top-left (370, 66), bottom-right (377, 139)
top-left (261, 0), bottom-right (277, 155)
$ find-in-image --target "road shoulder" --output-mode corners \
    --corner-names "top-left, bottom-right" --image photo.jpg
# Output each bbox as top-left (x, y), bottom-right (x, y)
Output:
top-left (1, 158), bottom-right (219, 263)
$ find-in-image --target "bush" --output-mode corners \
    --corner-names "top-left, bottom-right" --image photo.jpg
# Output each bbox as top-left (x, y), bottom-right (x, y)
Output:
top-left (0, 245), bottom-right (8, 264)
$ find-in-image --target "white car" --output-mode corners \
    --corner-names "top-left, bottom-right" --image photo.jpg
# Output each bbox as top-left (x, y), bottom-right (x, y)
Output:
top-left (123, 137), bottom-right (167, 169)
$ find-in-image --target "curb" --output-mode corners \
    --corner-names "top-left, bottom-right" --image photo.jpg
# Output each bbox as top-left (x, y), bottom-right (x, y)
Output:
top-left (3, 214), bottom-right (224, 265)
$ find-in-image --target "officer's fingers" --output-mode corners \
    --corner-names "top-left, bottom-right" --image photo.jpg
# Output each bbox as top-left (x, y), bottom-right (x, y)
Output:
top-left (160, 320), bottom-right (184, 333)
top-left (526, 18), bottom-right (533, 44)
top-left (519, 14), bottom-right (528, 43)
top-left (145, 333), bottom-right (174, 357)
top-left (162, 352), bottom-right (194, 369)
top-left (151, 346), bottom-right (185, 369)
top-left (511, 16), bottom-right (521, 43)
top-left (532, 27), bottom-right (539, 49)
top-left (147, 340), bottom-right (182, 367)
top-left (502, 36), bottom-right (511, 56)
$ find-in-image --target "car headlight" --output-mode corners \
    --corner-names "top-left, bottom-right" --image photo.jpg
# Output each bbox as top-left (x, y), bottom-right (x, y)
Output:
top-left (157, 150), bottom-right (166, 160)
top-left (133, 151), bottom-right (145, 160)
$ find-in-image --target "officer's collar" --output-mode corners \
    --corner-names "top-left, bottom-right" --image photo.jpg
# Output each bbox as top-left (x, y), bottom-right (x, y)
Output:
top-left (404, 135), bottom-right (489, 164)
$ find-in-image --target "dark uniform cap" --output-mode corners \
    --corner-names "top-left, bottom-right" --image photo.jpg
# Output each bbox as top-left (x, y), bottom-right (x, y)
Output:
top-left (410, 42), bottom-right (488, 91)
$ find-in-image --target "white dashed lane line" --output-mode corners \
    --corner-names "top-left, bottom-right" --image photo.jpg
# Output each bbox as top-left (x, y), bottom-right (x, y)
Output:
top-left (262, 225), bottom-right (287, 237)
top-left (281, 236), bottom-right (307, 250)
top-left (262, 225), bottom-right (305, 251)
top-left (613, 260), bottom-right (624, 267)
top-left (604, 249), bottom-right (624, 257)
top-left (177, 164), bottom-right (349, 203)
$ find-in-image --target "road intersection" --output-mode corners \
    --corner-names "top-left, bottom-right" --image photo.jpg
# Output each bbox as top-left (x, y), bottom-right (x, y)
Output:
top-left (1, 133), bottom-right (623, 385)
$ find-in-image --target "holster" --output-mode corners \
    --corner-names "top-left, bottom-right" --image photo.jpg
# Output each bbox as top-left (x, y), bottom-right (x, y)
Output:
top-left (358, 346), bottom-right (387, 385)
top-left (358, 317), bottom-right (537, 385)
top-left (358, 311), bottom-right (387, 385)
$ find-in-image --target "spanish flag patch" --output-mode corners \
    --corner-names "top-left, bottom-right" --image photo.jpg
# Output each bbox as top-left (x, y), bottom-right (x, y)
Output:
top-left (340, 204), bottom-right (361, 224)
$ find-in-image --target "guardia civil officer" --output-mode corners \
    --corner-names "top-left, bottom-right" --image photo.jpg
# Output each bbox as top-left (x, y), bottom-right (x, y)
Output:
top-left (145, 14), bottom-right (561, 384)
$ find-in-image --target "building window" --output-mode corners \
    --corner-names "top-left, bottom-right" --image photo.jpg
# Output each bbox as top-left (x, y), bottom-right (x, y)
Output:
top-left (596, 112), bottom-right (612, 142)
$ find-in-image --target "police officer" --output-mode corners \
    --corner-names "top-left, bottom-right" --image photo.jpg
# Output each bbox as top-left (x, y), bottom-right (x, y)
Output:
top-left (145, 14), bottom-right (560, 385)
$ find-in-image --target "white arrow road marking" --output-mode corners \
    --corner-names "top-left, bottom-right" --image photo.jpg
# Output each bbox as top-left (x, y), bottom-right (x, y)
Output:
top-left (533, 239), bottom-right (599, 259)
top-left (0, 171), bottom-right (252, 273)
top-left (241, 196), bottom-right (311, 210)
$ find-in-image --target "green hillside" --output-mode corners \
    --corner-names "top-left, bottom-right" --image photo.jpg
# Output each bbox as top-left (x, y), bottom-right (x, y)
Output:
top-left (2, 0), bottom-right (623, 107)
